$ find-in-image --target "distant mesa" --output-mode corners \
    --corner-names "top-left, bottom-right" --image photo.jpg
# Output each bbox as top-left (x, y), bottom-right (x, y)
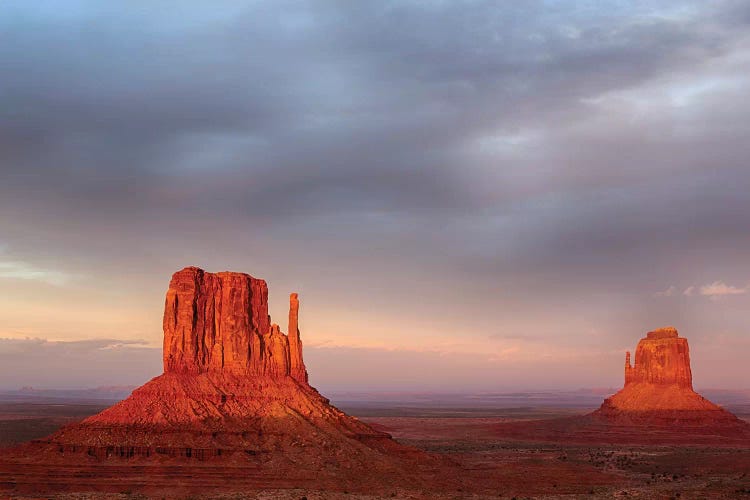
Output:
top-left (11, 267), bottom-right (422, 480)
top-left (591, 326), bottom-right (744, 426)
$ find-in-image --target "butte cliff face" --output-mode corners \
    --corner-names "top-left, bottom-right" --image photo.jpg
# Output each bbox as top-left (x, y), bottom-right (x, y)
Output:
top-left (624, 326), bottom-right (692, 389)
top-left (26, 267), bottom-right (408, 465)
top-left (593, 327), bottom-right (744, 425)
top-left (162, 267), bottom-right (307, 382)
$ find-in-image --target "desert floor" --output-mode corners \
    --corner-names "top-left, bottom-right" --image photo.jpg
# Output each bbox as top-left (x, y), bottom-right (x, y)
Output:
top-left (0, 397), bottom-right (748, 499)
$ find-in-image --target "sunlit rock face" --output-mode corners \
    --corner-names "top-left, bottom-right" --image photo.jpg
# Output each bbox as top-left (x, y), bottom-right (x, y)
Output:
top-left (287, 292), bottom-right (308, 384)
top-left (592, 327), bottom-right (744, 426)
top-left (163, 267), bottom-right (307, 381)
top-left (624, 327), bottom-right (692, 389)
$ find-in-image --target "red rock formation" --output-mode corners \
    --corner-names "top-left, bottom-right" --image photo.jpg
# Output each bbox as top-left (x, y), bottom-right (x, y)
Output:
top-left (162, 267), bottom-right (310, 382)
top-left (592, 326), bottom-right (745, 426)
top-left (288, 292), bottom-right (308, 383)
top-left (164, 267), bottom-right (272, 376)
top-left (491, 327), bottom-right (750, 445)
top-left (20, 267), bottom-right (415, 468)
top-left (623, 326), bottom-right (692, 388)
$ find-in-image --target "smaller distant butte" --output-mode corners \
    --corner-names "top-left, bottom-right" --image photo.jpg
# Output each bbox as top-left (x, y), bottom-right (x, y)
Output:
top-left (592, 326), bottom-right (742, 422)
top-left (492, 326), bottom-right (750, 445)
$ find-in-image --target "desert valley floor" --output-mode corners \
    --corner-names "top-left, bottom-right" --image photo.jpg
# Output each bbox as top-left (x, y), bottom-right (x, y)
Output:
top-left (1, 393), bottom-right (749, 499)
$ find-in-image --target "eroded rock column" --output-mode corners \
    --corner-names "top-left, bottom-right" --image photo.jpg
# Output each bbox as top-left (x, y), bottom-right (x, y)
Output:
top-left (288, 293), bottom-right (309, 383)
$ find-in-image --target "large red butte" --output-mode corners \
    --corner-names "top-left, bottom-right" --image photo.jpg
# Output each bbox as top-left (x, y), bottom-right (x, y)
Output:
top-left (23, 267), bottom-right (411, 464)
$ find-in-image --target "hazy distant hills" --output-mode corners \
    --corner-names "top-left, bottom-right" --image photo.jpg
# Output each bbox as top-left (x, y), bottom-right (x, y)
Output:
top-left (1, 386), bottom-right (137, 402)
top-left (1, 386), bottom-right (747, 417)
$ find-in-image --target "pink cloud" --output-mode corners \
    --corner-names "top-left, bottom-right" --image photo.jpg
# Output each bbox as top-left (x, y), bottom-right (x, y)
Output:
top-left (699, 281), bottom-right (747, 299)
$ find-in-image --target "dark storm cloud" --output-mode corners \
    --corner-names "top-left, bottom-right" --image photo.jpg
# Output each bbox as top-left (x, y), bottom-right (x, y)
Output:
top-left (3, 0), bottom-right (747, 220)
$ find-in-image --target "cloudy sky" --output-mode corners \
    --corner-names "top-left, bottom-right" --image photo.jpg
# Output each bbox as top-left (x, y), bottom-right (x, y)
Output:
top-left (1, 1), bottom-right (749, 392)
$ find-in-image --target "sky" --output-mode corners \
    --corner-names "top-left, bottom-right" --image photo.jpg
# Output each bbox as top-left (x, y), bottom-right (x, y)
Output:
top-left (1, 0), bottom-right (750, 392)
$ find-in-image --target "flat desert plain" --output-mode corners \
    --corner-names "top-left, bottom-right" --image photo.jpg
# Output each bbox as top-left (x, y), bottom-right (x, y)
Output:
top-left (1, 393), bottom-right (749, 499)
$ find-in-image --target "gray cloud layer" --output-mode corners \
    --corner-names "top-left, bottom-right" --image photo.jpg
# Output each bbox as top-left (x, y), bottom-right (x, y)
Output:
top-left (1, 1), bottom-right (750, 389)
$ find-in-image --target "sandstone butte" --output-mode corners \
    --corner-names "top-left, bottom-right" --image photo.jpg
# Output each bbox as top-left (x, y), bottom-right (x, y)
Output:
top-left (489, 326), bottom-right (750, 446)
top-left (17, 267), bottom-right (421, 474)
top-left (591, 326), bottom-right (746, 427)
